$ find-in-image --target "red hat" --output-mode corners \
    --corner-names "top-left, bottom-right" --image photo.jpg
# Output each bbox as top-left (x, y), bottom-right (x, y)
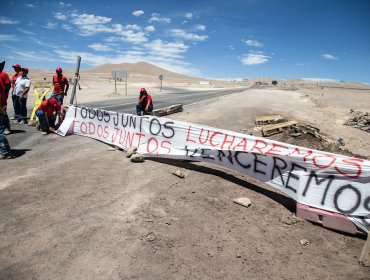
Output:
top-left (56, 67), bottom-right (62, 72)
top-left (140, 88), bottom-right (147, 92)
top-left (21, 67), bottom-right (29, 73)
top-left (12, 63), bottom-right (21, 68)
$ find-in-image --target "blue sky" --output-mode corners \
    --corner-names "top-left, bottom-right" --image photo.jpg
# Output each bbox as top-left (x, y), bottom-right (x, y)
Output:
top-left (1, 0), bottom-right (369, 83)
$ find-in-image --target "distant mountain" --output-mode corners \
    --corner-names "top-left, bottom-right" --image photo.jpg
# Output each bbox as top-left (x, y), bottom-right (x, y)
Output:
top-left (84, 61), bottom-right (201, 81)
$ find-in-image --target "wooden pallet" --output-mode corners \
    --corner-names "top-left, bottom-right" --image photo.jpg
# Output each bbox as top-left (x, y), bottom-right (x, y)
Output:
top-left (152, 104), bottom-right (183, 117)
top-left (255, 115), bottom-right (283, 125)
top-left (261, 120), bottom-right (298, 136)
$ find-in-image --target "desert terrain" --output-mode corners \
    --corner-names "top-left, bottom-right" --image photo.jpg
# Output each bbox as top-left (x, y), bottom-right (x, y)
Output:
top-left (1, 63), bottom-right (370, 279)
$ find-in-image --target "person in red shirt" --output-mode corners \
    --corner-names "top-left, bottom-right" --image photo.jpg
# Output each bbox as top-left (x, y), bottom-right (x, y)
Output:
top-left (0, 66), bottom-right (11, 134)
top-left (10, 63), bottom-right (22, 120)
top-left (136, 88), bottom-right (154, 116)
top-left (0, 60), bottom-right (12, 159)
top-left (51, 67), bottom-right (69, 105)
top-left (35, 97), bottom-right (62, 135)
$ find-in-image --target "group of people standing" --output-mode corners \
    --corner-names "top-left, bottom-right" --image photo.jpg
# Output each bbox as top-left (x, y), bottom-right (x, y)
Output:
top-left (0, 61), bottom-right (69, 159)
top-left (1, 61), bottom-right (156, 159)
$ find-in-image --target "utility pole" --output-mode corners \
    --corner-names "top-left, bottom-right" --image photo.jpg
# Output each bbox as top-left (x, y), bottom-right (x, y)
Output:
top-left (69, 56), bottom-right (81, 105)
top-left (159, 75), bottom-right (163, 92)
top-left (125, 71), bottom-right (128, 96)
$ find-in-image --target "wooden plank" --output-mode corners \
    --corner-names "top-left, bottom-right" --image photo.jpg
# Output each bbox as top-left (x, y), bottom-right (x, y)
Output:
top-left (359, 232), bottom-right (370, 266)
top-left (152, 104), bottom-right (183, 117)
top-left (261, 120), bottom-right (298, 136)
top-left (255, 115), bottom-right (283, 125)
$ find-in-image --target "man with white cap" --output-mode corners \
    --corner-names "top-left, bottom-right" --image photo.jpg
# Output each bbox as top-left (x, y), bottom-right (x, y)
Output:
top-left (13, 67), bottom-right (30, 124)
top-left (10, 63), bottom-right (22, 120)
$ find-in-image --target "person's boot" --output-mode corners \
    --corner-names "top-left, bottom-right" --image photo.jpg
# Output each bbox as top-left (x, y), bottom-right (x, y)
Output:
top-left (0, 153), bottom-right (12, 159)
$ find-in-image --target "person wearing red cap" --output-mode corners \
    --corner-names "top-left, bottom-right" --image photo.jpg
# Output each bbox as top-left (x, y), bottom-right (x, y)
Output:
top-left (35, 97), bottom-right (62, 135)
top-left (10, 63), bottom-right (22, 120)
top-left (0, 62), bottom-right (12, 134)
top-left (51, 67), bottom-right (69, 104)
top-left (13, 68), bottom-right (30, 124)
top-left (0, 61), bottom-right (12, 159)
top-left (136, 88), bottom-right (154, 116)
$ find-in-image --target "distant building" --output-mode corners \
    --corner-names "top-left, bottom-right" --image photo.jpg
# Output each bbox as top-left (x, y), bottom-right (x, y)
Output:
top-left (255, 81), bottom-right (262, 87)
top-left (199, 80), bottom-right (210, 85)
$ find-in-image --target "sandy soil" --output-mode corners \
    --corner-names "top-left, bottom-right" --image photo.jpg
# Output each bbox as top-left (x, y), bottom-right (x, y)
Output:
top-left (1, 83), bottom-right (370, 279)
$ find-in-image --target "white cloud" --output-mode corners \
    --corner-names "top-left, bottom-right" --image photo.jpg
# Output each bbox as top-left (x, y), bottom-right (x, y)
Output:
top-left (229, 45), bottom-right (235, 50)
top-left (12, 50), bottom-right (55, 61)
top-left (53, 47), bottom-right (200, 76)
top-left (59, 1), bottom-right (70, 7)
top-left (62, 24), bottom-right (73, 32)
top-left (148, 14), bottom-right (171, 24)
top-left (105, 28), bottom-right (148, 44)
top-left (241, 52), bottom-right (271, 65)
top-left (0, 16), bottom-right (19, 24)
top-left (145, 39), bottom-right (188, 59)
top-left (17, 28), bottom-right (36, 35)
top-left (54, 12), bottom-right (67, 20)
top-left (185, 13), bottom-right (193, 19)
top-left (117, 50), bottom-right (145, 56)
top-left (0, 34), bottom-right (19, 41)
top-left (54, 12), bottom-right (148, 43)
top-left (145, 26), bottom-right (155, 32)
top-left (169, 29), bottom-right (208, 42)
top-left (124, 24), bottom-right (141, 31)
top-left (44, 22), bottom-right (57, 29)
top-left (132, 10), bottom-right (144, 17)
top-left (244, 39), bottom-right (263, 48)
top-left (26, 3), bottom-right (37, 8)
top-left (194, 24), bottom-right (206, 31)
top-left (88, 43), bottom-right (111, 52)
top-left (71, 13), bottom-right (112, 25)
top-left (322, 54), bottom-right (337, 61)
top-left (30, 37), bottom-right (66, 49)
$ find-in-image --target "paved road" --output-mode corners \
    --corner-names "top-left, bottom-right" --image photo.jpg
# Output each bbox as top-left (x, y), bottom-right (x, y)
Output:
top-left (80, 88), bottom-right (248, 114)
top-left (6, 88), bottom-right (248, 149)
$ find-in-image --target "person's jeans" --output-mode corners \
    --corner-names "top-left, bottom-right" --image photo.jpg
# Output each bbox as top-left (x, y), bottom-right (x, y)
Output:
top-left (36, 110), bottom-right (55, 132)
top-left (136, 104), bottom-right (153, 116)
top-left (0, 113), bottom-right (11, 156)
top-left (3, 110), bottom-right (10, 130)
top-left (19, 97), bottom-right (27, 122)
top-left (12, 95), bottom-right (20, 119)
top-left (51, 93), bottom-right (64, 104)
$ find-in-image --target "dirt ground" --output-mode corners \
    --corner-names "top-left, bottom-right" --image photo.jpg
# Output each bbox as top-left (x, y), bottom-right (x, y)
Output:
top-left (1, 85), bottom-right (370, 280)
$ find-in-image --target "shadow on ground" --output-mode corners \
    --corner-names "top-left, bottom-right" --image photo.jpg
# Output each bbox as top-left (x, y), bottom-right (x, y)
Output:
top-left (149, 157), bottom-right (296, 213)
top-left (10, 149), bottom-right (31, 158)
top-left (8, 129), bottom-right (26, 134)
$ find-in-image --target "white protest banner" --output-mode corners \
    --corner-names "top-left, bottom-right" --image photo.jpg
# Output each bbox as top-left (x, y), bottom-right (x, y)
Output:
top-left (58, 106), bottom-right (370, 232)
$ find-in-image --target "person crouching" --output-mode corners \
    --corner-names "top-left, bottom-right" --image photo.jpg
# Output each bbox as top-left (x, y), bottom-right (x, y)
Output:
top-left (35, 97), bottom-right (62, 135)
top-left (136, 88), bottom-right (153, 116)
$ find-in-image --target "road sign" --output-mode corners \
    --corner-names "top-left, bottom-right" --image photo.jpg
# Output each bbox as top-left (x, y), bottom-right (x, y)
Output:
top-left (111, 70), bottom-right (129, 96)
top-left (112, 70), bottom-right (129, 79)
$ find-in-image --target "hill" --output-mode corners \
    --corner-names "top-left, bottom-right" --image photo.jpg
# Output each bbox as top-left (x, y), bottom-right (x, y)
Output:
top-left (83, 61), bottom-right (202, 82)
